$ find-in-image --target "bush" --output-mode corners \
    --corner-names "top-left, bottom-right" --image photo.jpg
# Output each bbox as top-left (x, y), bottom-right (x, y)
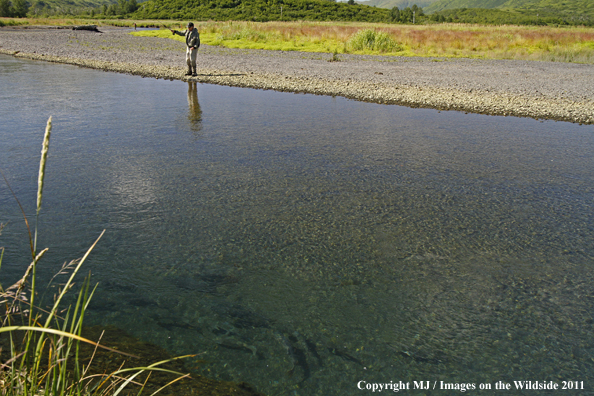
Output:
top-left (347, 29), bottom-right (401, 52)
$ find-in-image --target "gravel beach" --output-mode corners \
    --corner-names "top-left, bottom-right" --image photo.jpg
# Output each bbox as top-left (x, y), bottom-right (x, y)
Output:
top-left (1, 26), bottom-right (593, 124)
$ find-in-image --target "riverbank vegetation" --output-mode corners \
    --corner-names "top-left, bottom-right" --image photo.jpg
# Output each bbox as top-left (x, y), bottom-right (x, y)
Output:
top-left (0, 118), bottom-right (194, 396)
top-left (131, 21), bottom-right (594, 63)
top-left (2, 16), bottom-right (593, 63)
top-left (1, 0), bottom-right (593, 26)
top-left (0, 119), bottom-right (262, 395)
top-left (0, 0), bottom-right (395, 22)
top-left (2, 16), bottom-right (592, 63)
top-left (134, 0), bottom-right (392, 23)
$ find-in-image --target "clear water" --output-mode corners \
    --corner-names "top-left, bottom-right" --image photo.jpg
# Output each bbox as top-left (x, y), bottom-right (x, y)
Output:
top-left (1, 54), bottom-right (594, 395)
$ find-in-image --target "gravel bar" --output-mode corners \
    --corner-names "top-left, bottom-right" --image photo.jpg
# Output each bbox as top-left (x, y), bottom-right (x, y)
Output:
top-left (1, 26), bottom-right (593, 124)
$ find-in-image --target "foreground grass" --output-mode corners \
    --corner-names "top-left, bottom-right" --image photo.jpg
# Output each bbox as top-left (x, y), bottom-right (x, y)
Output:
top-left (130, 20), bottom-right (594, 63)
top-left (0, 118), bottom-right (192, 396)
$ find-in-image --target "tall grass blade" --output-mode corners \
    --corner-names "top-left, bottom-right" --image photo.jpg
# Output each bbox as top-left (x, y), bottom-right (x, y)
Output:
top-left (33, 116), bottom-right (52, 256)
top-left (0, 222), bottom-right (4, 270)
top-left (3, 248), bottom-right (48, 327)
top-left (36, 116), bottom-right (52, 217)
top-left (0, 350), bottom-right (26, 370)
top-left (148, 373), bottom-right (191, 396)
top-left (0, 326), bottom-right (139, 358)
top-left (30, 116), bottom-right (53, 344)
top-left (1, 118), bottom-right (197, 396)
top-left (112, 355), bottom-right (195, 396)
top-left (43, 230), bottom-right (104, 328)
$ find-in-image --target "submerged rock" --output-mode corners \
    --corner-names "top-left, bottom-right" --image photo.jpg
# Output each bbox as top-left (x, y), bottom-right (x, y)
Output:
top-left (72, 25), bottom-right (101, 33)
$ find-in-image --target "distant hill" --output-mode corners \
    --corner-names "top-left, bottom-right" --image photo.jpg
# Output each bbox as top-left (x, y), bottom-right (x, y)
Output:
top-left (24, 0), bottom-right (117, 16)
top-left (425, 0), bottom-right (505, 12)
top-left (355, 0), bottom-right (439, 10)
top-left (425, 0), bottom-right (594, 17)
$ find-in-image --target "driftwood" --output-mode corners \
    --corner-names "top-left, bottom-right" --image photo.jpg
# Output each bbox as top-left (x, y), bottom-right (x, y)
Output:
top-left (72, 25), bottom-right (101, 32)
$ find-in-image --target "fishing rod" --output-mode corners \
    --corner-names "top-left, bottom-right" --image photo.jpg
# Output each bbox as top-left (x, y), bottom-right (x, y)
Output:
top-left (161, 24), bottom-right (180, 34)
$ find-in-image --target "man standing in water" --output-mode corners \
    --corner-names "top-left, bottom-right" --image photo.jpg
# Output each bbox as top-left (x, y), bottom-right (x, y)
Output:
top-left (171, 22), bottom-right (200, 77)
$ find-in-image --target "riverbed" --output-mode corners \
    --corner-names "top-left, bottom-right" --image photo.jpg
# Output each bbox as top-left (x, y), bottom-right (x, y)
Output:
top-left (1, 54), bottom-right (594, 395)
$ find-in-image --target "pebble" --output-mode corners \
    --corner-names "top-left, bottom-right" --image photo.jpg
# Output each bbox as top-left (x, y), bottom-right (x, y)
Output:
top-left (1, 26), bottom-right (593, 124)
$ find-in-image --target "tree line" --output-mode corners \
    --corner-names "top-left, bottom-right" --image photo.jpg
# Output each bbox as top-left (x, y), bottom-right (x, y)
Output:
top-left (0, 0), bottom-right (29, 17)
top-left (1, 0), bottom-right (426, 24)
top-left (3, 0), bottom-right (592, 27)
top-left (429, 7), bottom-right (594, 27)
top-left (101, 0), bottom-right (138, 16)
top-left (131, 0), bottom-right (396, 23)
top-left (1, 0), bottom-right (138, 17)
top-left (389, 4), bottom-right (424, 23)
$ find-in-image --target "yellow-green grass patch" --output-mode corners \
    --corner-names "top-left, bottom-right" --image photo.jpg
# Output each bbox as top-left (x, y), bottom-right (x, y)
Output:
top-left (130, 21), bottom-right (594, 62)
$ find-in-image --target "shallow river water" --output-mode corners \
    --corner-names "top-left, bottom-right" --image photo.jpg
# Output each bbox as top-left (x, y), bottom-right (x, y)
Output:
top-left (1, 54), bottom-right (594, 395)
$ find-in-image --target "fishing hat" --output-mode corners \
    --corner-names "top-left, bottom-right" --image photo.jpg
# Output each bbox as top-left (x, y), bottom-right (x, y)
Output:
top-left (187, 22), bottom-right (194, 28)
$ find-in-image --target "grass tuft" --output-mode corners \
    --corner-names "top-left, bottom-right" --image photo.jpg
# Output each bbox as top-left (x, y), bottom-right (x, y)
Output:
top-left (346, 29), bottom-right (402, 53)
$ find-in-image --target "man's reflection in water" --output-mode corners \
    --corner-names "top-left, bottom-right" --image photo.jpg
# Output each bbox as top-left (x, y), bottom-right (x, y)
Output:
top-left (187, 81), bottom-right (202, 132)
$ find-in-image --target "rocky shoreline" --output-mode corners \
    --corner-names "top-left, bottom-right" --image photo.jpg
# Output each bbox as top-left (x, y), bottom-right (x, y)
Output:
top-left (1, 26), bottom-right (593, 124)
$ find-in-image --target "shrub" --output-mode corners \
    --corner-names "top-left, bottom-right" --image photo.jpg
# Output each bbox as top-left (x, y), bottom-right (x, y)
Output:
top-left (347, 29), bottom-right (401, 52)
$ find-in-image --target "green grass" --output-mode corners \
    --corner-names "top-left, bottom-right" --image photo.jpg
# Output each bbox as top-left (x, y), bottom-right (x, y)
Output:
top-left (132, 26), bottom-right (348, 53)
top-left (7, 17), bottom-right (594, 61)
top-left (0, 118), bottom-right (191, 396)
top-left (0, 18), bottom-right (29, 26)
top-left (130, 21), bottom-right (594, 62)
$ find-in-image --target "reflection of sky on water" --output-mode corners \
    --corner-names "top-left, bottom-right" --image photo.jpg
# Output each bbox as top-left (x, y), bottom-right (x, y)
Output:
top-left (2, 54), bottom-right (594, 395)
top-left (109, 159), bottom-right (158, 207)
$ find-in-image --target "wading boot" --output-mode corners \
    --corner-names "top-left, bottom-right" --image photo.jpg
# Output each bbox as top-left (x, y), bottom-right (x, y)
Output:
top-left (185, 66), bottom-right (192, 76)
top-left (192, 66), bottom-right (197, 77)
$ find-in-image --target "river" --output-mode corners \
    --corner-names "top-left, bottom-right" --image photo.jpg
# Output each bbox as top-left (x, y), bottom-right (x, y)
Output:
top-left (1, 54), bottom-right (594, 395)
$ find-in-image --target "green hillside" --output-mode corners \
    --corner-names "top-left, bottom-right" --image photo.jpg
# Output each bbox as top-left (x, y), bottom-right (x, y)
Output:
top-left (356, 0), bottom-right (438, 10)
top-left (3, 0), bottom-right (591, 25)
top-left (426, 0), bottom-right (506, 12)
top-left (426, 0), bottom-right (594, 16)
top-left (425, 0), bottom-right (593, 25)
top-left (509, 0), bottom-right (594, 21)
top-left (0, 0), bottom-right (118, 17)
top-left (132, 0), bottom-right (391, 22)
top-left (29, 0), bottom-right (116, 13)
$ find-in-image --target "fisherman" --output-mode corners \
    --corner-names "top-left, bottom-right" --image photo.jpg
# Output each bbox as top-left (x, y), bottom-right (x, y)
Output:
top-left (171, 22), bottom-right (200, 77)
